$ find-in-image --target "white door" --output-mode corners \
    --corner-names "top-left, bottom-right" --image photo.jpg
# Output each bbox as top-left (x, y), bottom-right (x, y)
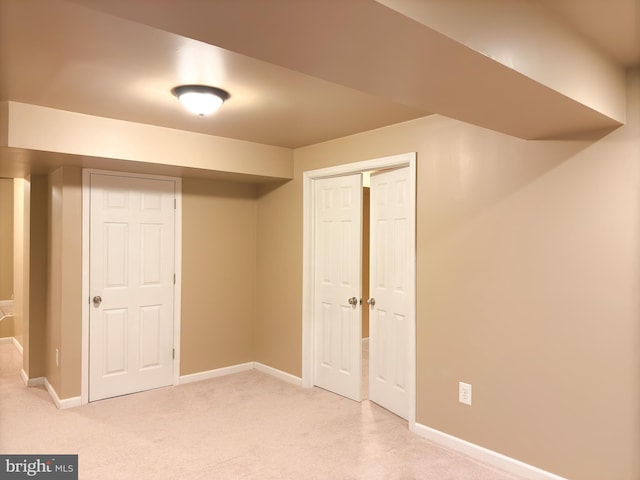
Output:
top-left (369, 167), bottom-right (411, 419)
top-left (313, 174), bottom-right (362, 401)
top-left (89, 173), bottom-right (176, 402)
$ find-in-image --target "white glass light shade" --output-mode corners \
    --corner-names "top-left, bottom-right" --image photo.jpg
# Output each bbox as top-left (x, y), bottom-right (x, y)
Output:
top-left (178, 91), bottom-right (224, 116)
top-left (171, 85), bottom-right (230, 116)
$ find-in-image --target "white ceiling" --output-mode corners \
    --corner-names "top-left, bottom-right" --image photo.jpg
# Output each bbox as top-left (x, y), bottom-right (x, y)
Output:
top-left (0, 0), bottom-right (637, 161)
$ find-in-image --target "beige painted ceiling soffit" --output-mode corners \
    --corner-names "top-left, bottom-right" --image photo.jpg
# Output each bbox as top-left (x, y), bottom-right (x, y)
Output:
top-left (71, 0), bottom-right (626, 139)
top-left (537, 0), bottom-right (640, 68)
top-left (375, 0), bottom-right (627, 121)
top-left (0, 0), bottom-right (429, 150)
top-left (3, 102), bottom-right (294, 182)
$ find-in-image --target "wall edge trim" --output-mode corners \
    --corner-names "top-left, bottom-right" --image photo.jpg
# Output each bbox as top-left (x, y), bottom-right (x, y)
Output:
top-left (414, 423), bottom-right (567, 480)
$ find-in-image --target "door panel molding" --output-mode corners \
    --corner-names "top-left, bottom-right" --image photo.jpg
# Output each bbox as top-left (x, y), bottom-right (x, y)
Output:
top-left (302, 152), bottom-right (416, 430)
top-left (81, 169), bottom-right (182, 405)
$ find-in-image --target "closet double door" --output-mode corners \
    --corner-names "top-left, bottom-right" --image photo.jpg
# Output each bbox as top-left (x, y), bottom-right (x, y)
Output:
top-left (313, 167), bottom-right (411, 419)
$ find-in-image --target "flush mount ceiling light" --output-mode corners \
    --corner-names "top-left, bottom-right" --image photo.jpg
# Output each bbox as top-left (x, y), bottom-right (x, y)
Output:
top-left (171, 85), bottom-right (230, 116)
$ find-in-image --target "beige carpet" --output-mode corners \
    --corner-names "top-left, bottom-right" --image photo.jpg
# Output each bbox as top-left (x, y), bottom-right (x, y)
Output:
top-left (0, 343), bottom-right (524, 479)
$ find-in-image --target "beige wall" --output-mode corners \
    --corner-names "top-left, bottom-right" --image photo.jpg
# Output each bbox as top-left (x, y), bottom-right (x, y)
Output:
top-left (47, 167), bottom-right (82, 398)
top-left (0, 177), bottom-right (14, 339)
top-left (181, 177), bottom-right (257, 375)
top-left (60, 168), bottom-right (82, 399)
top-left (23, 175), bottom-right (47, 379)
top-left (0, 178), bottom-right (13, 301)
top-left (11, 176), bottom-right (45, 379)
top-left (12, 178), bottom-right (28, 349)
top-left (46, 169), bottom-right (62, 391)
top-left (254, 69), bottom-right (640, 480)
top-left (255, 180), bottom-right (302, 373)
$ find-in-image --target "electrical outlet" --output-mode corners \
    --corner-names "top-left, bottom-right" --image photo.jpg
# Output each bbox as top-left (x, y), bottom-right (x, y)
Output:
top-left (55, 348), bottom-right (59, 367)
top-left (459, 382), bottom-right (472, 405)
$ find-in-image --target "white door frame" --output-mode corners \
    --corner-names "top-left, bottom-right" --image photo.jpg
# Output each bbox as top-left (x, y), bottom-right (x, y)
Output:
top-left (302, 152), bottom-right (416, 431)
top-left (81, 169), bottom-right (182, 405)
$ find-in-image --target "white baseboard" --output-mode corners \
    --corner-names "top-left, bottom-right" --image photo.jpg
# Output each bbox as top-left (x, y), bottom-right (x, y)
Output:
top-left (19, 368), bottom-right (28, 385)
top-left (44, 378), bottom-right (81, 410)
top-left (20, 369), bottom-right (44, 387)
top-left (179, 362), bottom-right (254, 385)
top-left (19, 369), bottom-right (80, 409)
top-left (12, 337), bottom-right (23, 355)
top-left (1, 336), bottom-right (23, 355)
top-left (254, 362), bottom-right (302, 387)
top-left (414, 423), bottom-right (567, 480)
top-left (27, 376), bottom-right (45, 387)
top-left (179, 361), bottom-right (302, 388)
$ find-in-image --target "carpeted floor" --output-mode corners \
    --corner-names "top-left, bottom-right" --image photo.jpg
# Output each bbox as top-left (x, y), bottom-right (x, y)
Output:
top-left (0, 343), bottom-right (524, 479)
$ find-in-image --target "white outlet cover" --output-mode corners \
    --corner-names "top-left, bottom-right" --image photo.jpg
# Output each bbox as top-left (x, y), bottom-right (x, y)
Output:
top-left (459, 382), bottom-right (472, 405)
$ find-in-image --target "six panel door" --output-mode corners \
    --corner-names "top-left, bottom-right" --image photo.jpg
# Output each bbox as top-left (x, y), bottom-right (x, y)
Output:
top-left (89, 173), bottom-right (176, 402)
top-left (313, 174), bottom-right (363, 401)
top-left (369, 167), bottom-right (411, 419)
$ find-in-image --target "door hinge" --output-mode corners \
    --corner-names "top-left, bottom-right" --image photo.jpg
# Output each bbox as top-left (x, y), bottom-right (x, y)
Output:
top-left (173, 348), bottom-right (175, 359)
top-left (173, 273), bottom-right (176, 284)
top-left (174, 198), bottom-right (177, 209)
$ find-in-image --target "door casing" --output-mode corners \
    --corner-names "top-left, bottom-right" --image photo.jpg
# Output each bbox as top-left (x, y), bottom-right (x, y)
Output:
top-left (302, 152), bottom-right (416, 431)
top-left (81, 169), bottom-right (182, 405)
